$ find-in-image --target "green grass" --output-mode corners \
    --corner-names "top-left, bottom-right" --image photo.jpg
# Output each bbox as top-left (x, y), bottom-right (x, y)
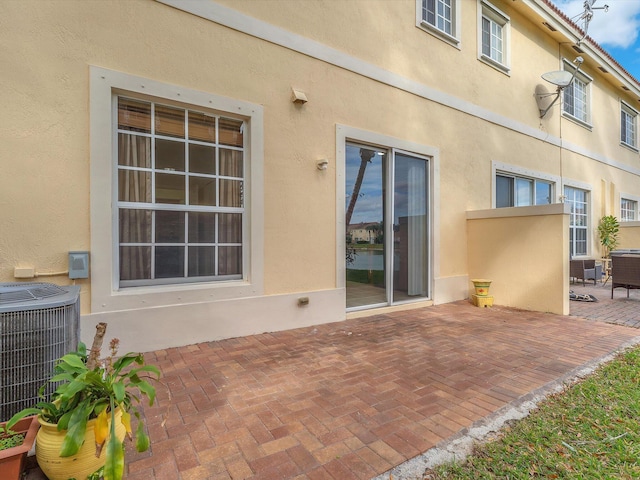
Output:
top-left (431, 347), bottom-right (640, 479)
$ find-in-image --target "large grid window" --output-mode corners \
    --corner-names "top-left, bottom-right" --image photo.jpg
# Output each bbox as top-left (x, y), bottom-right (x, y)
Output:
top-left (117, 97), bottom-right (244, 286)
top-left (621, 198), bottom-right (638, 222)
top-left (621, 102), bottom-right (638, 148)
top-left (496, 174), bottom-right (553, 208)
top-left (563, 70), bottom-right (590, 124)
top-left (480, 1), bottom-right (509, 69)
top-left (422, 0), bottom-right (455, 37)
top-left (565, 186), bottom-right (588, 257)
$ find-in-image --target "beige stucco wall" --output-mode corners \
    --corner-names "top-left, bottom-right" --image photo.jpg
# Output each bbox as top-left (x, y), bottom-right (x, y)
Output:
top-left (467, 204), bottom-right (570, 315)
top-left (619, 222), bottom-right (640, 249)
top-left (0, 0), bottom-right (637, 351)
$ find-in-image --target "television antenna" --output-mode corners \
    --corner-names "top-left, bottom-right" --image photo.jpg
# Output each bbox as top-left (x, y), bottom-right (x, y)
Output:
top-left (573, 0), bottom-right (609, 46)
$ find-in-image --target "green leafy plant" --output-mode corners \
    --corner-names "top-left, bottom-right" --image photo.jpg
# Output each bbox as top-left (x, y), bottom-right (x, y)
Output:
top-left (0, 429), bottom-right (25, 451)
top-left (7, 324), bottom-right (161, 480)
top-left (597, 215), bottom-right (620, 258)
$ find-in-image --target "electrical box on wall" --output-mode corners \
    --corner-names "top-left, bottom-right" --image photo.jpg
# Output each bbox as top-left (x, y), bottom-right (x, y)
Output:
top-left (68, 251), bottom-right (89, 279)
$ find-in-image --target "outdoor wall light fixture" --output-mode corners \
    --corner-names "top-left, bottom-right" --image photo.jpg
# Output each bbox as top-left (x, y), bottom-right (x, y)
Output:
top-left (537, 56), bottom-right (583, 118)
top-left (317, 159), bottom-right (329, 170)
top-left (291, 88), bottom-right (308, 104)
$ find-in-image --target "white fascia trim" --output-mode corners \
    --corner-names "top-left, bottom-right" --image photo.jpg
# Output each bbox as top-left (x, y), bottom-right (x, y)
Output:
top-left (156, 0), bottom-right (640, 179)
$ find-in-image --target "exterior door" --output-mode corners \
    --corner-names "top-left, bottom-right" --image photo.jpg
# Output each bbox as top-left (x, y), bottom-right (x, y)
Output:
top-left (345, 142), bottom-right (429, 310)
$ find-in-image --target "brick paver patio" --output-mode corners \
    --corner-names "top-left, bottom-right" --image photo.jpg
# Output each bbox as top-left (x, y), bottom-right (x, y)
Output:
top-left (24, 293), bottom-right (640, 479)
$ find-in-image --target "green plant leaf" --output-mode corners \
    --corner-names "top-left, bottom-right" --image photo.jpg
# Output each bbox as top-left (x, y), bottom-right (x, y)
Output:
top-left (111, 354), bottom-right (139, 373)
top-left (135, 420), bottom-right (150, 452)
top-left (60, 401), bottom-right (92, 457)
top-left (104, 402), bottom-right (125, 480)
top-left (135, 380), bottom-right (157, 406)
top-left (6, 409), bottom-right (42, 430)
top-left (57, 353), bottom-right (87, 371)
top-left (113, 382), bottom-right (125, 403)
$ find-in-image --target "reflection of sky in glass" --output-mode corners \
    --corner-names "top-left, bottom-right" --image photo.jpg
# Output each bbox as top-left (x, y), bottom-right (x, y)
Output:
top-left (535, 181), bottom-right (552, 205)
top-left (346, 144), bottom-right (384, 224)
top-left (515, 178), bottom-right (532, 206)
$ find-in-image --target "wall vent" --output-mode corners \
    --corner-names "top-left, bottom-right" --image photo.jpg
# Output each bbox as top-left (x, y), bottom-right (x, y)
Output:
top-left (0, 282), bottom-right (80, 421)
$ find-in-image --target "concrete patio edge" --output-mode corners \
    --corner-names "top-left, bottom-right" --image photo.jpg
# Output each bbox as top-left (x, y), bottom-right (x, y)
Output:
top-left (374, 335), bottom-right (640, 480)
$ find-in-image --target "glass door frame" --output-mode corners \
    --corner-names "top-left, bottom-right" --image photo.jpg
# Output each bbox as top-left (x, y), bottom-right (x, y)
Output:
top-left (340, 131), bottom-right (434, 312)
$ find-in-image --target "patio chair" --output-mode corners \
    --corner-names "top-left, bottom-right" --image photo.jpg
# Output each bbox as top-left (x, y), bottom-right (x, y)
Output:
top-left (570, 259), bottom-right (602, 286)
top-left (611, 255), bottom-right (640, 298)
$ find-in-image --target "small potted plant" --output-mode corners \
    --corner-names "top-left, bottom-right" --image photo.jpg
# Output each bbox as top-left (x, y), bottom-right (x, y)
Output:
top-left (6, 322), bottom-right (161, 480)
top-left (0, 415), bottom-right (39, 480)
top-left (597, 215), bottom-right (620, 258)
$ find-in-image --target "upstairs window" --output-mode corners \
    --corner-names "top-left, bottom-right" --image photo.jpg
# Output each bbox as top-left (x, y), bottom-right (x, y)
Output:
top-left (621, 102), bottom-right (638, 149)
top-left (563, 64), bottom-right (591, 125)
top-left (621, 198), bottom-right (638, 222)
top-left (419, 0), bottom-right (460, 44)
top-left (479, 1), bottom-right (509, 72)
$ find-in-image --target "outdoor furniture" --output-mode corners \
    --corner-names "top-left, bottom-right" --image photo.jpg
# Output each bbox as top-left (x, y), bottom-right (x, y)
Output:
top-left (611, 255), bottom-right (640, 298)
top-left (570, 259), bottom-right (602, 286)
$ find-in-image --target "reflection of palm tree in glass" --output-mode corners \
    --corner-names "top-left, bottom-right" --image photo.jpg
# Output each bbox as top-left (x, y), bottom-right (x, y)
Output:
top-left (345, 149), bottom-right (375, 227)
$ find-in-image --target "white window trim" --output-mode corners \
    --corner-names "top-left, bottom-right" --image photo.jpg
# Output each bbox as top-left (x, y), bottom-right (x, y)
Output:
top-left (90, 66), bottom-right (264, 313)
top-left (620, 100), bottom-right (639, 151)
top-left (477, 0), bottom-right (510, 75)
top-left (620, 193), bottom-right (640, 221)
top-left (561, 59), bottom-right (593, 130)
top-left (491, 161), bottom-right (560, 208)
top-left (416, 0), bottom-right (462, 49)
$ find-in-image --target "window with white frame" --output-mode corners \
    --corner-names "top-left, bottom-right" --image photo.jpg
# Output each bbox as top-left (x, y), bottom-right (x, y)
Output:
top-left (563, 65), bottom-right (591, 124)
top-left (496, 173), bottom-right (553, 208)
top-left (621, 102), bottom-right (638, 149)
top-left (565, 186), bottom-right (588, 257)
top-left (117, 96), bottom-right (246, 287)
top-left (479, 1), bottom-right (509, 71)
top-left (419, 0), bottom-right (460, 42)
top-left (621, 198), bottom-right (638, 222)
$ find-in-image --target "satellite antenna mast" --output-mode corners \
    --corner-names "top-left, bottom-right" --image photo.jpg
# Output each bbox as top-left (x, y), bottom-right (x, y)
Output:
top-left (538, 56), bottom-right (584, 118)
top-left (575, 0), bottom-right (609, 46)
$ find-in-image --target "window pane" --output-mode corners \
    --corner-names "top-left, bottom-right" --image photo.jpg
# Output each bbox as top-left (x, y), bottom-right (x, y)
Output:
top-left (189, 144), bottom-right (216, 174)
top-left (482, 18), bottom-right (491, 57)
top-left (155, 105), bottom-right (185, 138)
top-left (219, 246), bottom-right (242, 275)
top-left (219, 213), bottom-right (242, 243)
top-left (120, 246), bottom-right (151, 280)
top-left (515, 178), bottom-right (533, 206)
top-left (188, 112), bottom-right (216, 143)
top-left (188, 246), bottom-right (215, 276)
top-left (155, 173), bottom-right (186, 204)
top-left (535, 181), bottom-right (552, 204)
top-left (156, 139), bottom-right (185, 172)
top-left (220, 149), bottom-right (243, 177)
top-left (496, 175), bottom-right (513, 208)
top-left (219, 117), bottom-right (243, 147)
top-left (188, 212), bottom-right (216, 243)
top-left (219, 180), bottom-right (243, 207)
top-left (119, 209), bottom-right (151, 243)
top-left (118, 170), bottom-right (151, 203)
top-left (155, 211), bottom-right (185, 243)
top-left (118, 98), bottom-right (151, 133)
top-left (118, 134), bottom-right (150, 168)
top-left (155, 246), bottom-right (184, 278)
top-left (189, 177), bottom-right (216, 206)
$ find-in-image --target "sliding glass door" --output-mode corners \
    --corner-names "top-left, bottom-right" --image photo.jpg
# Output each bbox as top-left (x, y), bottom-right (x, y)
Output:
top-left (345, 143), bottom-right (429, 309)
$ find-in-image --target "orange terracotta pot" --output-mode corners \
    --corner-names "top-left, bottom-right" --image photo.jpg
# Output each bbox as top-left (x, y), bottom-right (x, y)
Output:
top-left (0, 416), bottom-right (40, 480)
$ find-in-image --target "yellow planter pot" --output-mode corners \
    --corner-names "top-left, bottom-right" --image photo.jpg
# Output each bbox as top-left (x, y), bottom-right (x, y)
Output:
top-left (36, 410), bottom-right (126, 480)
top-left (471, 279), bottom-right (492, 297)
